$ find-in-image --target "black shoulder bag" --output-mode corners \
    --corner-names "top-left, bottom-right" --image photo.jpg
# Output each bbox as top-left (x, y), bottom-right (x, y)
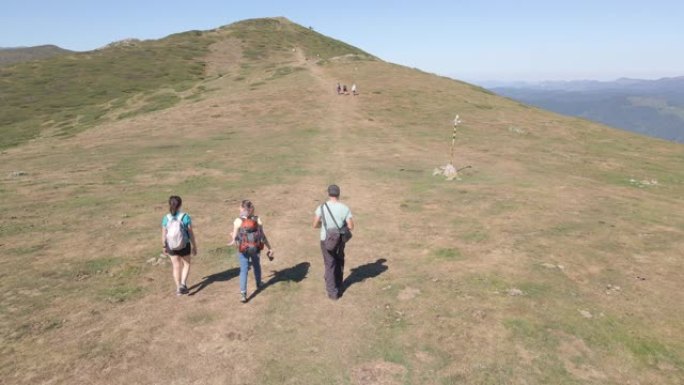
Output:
top-left (321, 203), bottom-right (353, 251)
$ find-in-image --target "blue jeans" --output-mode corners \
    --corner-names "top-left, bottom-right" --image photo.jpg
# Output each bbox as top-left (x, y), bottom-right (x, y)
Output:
top-left (237, 252), bottom-right (261, 293)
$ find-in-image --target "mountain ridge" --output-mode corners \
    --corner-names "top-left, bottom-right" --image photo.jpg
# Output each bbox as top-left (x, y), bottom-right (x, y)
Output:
top-left (490, 76), bottom-right (684, 143)
top-left (0, 44), bottom-right (73, 66)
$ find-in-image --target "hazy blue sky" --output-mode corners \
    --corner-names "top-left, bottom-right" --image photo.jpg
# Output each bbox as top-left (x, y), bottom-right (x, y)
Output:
top-left (2, 0), bottom-right (682, 82)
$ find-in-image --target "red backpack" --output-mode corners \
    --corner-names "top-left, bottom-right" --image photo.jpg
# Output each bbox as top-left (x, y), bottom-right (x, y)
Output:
top-left (238, 216), bottom-right (264, 255)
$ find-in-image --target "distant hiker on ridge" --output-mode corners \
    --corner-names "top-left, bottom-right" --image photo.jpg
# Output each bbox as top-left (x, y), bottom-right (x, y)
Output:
top-left (313, 185), bottom-right (354, 300)
top-left (228, 200), bottom-right (274, 303)
top-left (351, 83), bottom-right (358, 96)
top-left (161, 195), bottom-right (198, 296)
top-left (342, 85), bottom-right (349, 95)
top-left (336, 82), bottom-right (342, 95)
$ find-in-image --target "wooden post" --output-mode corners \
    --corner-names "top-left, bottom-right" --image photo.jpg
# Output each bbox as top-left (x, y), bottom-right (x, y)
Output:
top-left (450, 114), bottom-right (461, 165)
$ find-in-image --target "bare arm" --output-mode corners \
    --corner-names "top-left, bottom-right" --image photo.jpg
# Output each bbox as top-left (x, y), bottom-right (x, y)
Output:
top-left (162, 228), bottom-right (168, 254)
top-left (313, 215), bottom-right (321, 229)
top-left (228, 221), bottom-right (240, 246)
top-left (346, 217), bottom-right (354, 231)
top-left (187, 225), bottom-right (198, 256)
top-left (259, 225), bottom-right (272, 250)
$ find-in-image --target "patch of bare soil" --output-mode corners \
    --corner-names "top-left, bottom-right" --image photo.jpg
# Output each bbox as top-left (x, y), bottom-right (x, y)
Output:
top-left (204, 38), bottom-right (243, 77)
top-left (351, 361), bottom-right (407, 385)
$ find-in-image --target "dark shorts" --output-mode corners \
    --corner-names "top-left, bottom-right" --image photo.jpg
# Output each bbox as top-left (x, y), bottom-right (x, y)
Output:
top-left (167, 242), bottom-right (191, 257)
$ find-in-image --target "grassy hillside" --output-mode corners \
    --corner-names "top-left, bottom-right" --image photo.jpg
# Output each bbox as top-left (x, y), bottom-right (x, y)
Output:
top-left (0, 45), bottom-right (73, 66)
top-left (0, 17), bottom-right (372, 150)
top-left (1, 17), bottom-right (683, 385)
top-left (0, 32), bottom-right (212, 149)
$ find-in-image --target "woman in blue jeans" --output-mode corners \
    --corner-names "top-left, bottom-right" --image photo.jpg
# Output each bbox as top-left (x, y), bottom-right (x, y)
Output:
top-left (228, 200), bottom-right (273, 303)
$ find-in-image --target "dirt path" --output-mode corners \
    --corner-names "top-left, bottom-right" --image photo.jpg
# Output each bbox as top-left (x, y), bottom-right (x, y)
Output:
top-left (49, 51), bottom-right (401, 385)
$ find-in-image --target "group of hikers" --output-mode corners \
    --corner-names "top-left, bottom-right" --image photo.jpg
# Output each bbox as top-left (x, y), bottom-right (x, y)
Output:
top-left (161, 185), bottom-right (354, 302)
top-left (336, 82), bottom-right (358, 96)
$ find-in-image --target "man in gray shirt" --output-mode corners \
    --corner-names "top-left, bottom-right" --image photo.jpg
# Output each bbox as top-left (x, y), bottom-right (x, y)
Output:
top-left (313, 184), bottom-right (354, 300)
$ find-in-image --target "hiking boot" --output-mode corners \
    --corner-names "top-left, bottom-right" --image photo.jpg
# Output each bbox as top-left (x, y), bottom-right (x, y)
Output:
top-left (256, 281), bottom-right (265, 290)
top-left (240, 292), bottom-right (247, 303)
top-left (179, 284), bottom-right (189, 295)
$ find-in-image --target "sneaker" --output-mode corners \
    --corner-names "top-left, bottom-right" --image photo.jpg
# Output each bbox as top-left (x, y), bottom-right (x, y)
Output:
top-left (256, 281), bottom-right (265, 290)
top-left (176, 287), bottom-right (183, 296)
top-left (240, 292), bottom-right (247, 303)
top-left (179, 284), bottom-right (189, 295)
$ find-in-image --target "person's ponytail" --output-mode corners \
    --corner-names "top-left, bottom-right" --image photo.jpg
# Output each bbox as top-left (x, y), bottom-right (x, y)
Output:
top-left (169, 195), bottom-right (182, 214)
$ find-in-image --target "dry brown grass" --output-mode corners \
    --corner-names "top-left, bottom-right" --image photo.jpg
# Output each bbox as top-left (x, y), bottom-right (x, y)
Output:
top-left (1, 18), bottom-right (683, 385)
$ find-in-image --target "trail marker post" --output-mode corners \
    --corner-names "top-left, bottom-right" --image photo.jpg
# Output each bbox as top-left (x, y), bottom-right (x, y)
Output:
top-left (450, 114), bottom-right (462, 166)
top-left (433, 114), bottom-right (465, 180)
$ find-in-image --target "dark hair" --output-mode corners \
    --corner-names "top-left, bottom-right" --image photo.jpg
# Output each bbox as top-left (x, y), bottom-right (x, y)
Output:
top-left (327, 184), bottom-right (340, 197)
top-left (169, 195), bottom-right (182, 214)
top-left (241, 200), bottom-right (254, 211)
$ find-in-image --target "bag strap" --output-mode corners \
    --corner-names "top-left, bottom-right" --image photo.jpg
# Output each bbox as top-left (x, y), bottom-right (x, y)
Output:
top-left (166, 212), bottom-right (185, 231)
top-left (166, 212), bottom-right (182, 225)
top-left (324, 203), bottom-right (342, 230)
top-left (320, 205), bottom-right (328, 229)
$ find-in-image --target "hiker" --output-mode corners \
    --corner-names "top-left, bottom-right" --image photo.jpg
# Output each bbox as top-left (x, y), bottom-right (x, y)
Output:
top-left (342, 85), bottom-right (348, 95)
top-left (228, 200), bottom-right (274, 303)
top-left (312, 185), bottom-right (354, 300)
top-left (336, 82), bottom-right (341, 95)
top-left (161, 195), bottom-right (197, 296)
top-left (351, 83), bottom-right (358, 96)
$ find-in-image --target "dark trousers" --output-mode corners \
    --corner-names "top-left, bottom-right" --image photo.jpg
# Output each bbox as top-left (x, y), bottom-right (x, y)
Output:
top-left (320, 241), bottom-right (346, 298)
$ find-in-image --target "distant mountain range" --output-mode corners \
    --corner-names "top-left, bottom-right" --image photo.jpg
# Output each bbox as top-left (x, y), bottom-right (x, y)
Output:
top-left (488, 77), bottom-right (684, 143)
top-left (0, 45), bottom-right (73, 66)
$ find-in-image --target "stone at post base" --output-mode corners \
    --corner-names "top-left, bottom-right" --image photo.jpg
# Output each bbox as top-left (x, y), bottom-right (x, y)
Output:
top-left (433, 163), bottom-right (460, 181)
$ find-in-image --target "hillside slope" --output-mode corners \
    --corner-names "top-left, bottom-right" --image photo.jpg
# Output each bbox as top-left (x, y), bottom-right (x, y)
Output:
top-left (0, 45), bottom-right (72, 66)
top-left (1, 17), bottom-right (683, 385)
top-left (0, 17), bottom-right (372, 150)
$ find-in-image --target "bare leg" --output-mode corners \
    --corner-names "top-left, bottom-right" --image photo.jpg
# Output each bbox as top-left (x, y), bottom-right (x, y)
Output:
top-left (180, 256), bottom-right (192, 286)
top-left (170, 255), bottom-right (181, 288)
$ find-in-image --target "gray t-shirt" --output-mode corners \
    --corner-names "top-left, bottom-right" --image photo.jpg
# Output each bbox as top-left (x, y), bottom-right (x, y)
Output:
top-left (315, 201), bottom-right (353, 241)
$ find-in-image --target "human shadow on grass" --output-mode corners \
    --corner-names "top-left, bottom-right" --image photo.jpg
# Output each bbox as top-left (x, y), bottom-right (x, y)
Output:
top-left (188, 267), bottom-right (240, 296)
top-left (246, 261), bottom-right (311, 302)
top-left (341, 258), bottom-right (388, 296)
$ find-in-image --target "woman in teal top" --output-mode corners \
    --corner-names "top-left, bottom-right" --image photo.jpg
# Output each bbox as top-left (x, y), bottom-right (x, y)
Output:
top-left (161, 195), bottom-right (198, 296)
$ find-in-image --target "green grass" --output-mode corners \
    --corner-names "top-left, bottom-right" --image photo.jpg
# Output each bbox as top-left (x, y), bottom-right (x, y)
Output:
top-left (432, 247), bottom-right (464, 261)
top-left (185, 311), bottom-right (218, 325)
top-left (81, 257), bottom-right (123, 275)
top-left (0, 31), bottom-right (214, 148)
top-left (0, 221), bottom-right (48, 237)
top-left (9, 318), bottom-right (65, 342)
top-left (99, 285), bottom-right (143, 303)
top-left (117, 93), bottom-right (181, 120)
top-left (268, 65), bottom-right (305, 80)
top-left (7, 243), bottom-right (45, 256)
top-left (399, 199), bottom-right (423, 212)
top-left (230, 17), bottom-right (375, 62)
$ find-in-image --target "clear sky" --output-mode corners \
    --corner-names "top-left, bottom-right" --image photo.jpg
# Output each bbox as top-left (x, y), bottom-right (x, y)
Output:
top-left (2, 0), bottom-right (682, 83)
